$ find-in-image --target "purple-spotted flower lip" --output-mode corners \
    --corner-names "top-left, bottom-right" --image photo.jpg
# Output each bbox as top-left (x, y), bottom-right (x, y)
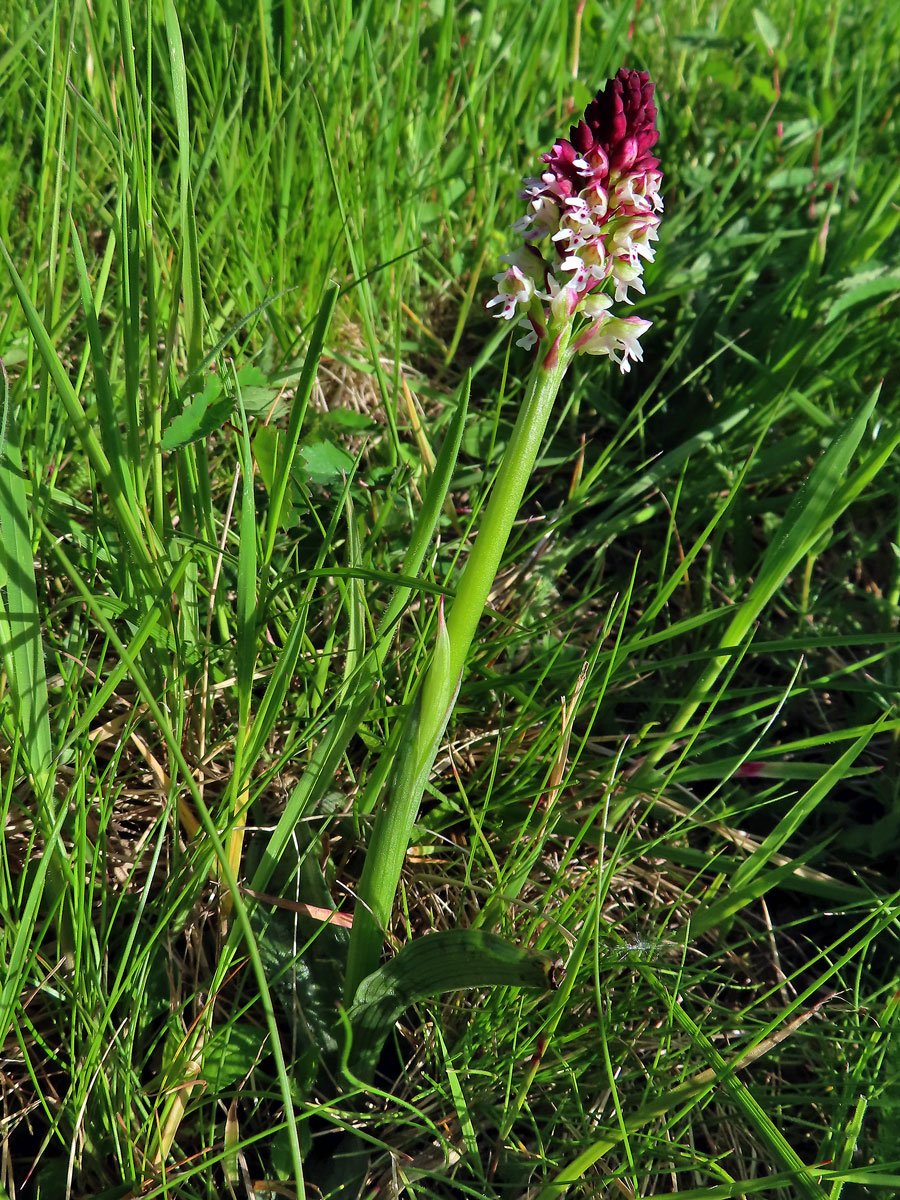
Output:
top-left (490, 68), bottom-right (663, 373)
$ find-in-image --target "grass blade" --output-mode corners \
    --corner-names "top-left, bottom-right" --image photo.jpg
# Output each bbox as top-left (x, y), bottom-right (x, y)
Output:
top-left (655, 387), bottom-right (882, 757)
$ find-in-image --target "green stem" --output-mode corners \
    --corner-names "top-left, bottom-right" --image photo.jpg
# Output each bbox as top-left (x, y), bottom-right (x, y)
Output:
top-left (344, 334), bottom-right (572, 1003)
top-left (441, 348), bottom-right (570, 711)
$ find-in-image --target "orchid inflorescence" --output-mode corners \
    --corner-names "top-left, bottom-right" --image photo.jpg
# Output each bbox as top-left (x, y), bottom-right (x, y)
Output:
top-left (488, 69), bottom-right (662, 373)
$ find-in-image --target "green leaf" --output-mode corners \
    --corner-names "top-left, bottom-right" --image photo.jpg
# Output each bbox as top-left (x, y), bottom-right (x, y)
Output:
top-left (299, 439), bottom-right (354, 483)
top-left (346, 929), bottom-right (559, 1080)
top-left (161, 375), bottom-right (233, 450)
top-left (766, 167), bottom-right (815, 190)
top-left (752, 8), bottom-right (780, 52)
top-left (0, 400), bottom-right (53, 798)
top-left (826, 273), bottom-right (900, 324)
top-left (253, 423), bottom-right (279, 490)
top-left (254, 425), bottom-right (295, 528)
top-left (235, 364), bottom-right (282, 417)
top-left (749, 73), bottom-right (777, 104)
top-left (751, 391), bottom-right (878, 596)
top-left (204, 1022), bottom-right (269, 1091)
top-left (722, 714), bottom-right (891, 899)
top-left (326, 409), bottom-right (376, 431)
top-left (163, 0), bottom-right (202, 373)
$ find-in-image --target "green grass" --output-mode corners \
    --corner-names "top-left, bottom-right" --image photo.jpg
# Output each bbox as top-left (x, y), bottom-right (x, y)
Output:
top-left (2, 0), bottom-right (900, 1196)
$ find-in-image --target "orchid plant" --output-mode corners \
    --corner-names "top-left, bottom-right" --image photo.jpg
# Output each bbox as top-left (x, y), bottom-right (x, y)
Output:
top-left (345, 68), bottom-right (663, 1002)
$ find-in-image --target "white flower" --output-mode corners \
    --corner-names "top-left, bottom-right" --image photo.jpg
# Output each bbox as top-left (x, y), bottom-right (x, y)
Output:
top-left (515, 319), bottom-right (538, 351)
top-left (575, 314), bottom-right (652, 372)
top-left (581, 292), bottom-right (613, 319)
top-left (486, 263), bottom-right (538, 321)
top-left (611, 261), bottom-right (647, 304)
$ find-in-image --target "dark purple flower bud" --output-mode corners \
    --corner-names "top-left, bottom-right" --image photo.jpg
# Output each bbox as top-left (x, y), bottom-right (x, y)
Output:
top-left (580, 68), bottom-right (659, 177)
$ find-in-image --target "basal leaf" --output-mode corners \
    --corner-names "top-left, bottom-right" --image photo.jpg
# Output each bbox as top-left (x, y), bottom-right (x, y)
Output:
top-left (346, 929), bottom-right (560, 1080)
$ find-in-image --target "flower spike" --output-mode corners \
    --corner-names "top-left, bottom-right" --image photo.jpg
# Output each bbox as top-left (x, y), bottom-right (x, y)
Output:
top-left (489, 68), bottom-right (662, 373)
